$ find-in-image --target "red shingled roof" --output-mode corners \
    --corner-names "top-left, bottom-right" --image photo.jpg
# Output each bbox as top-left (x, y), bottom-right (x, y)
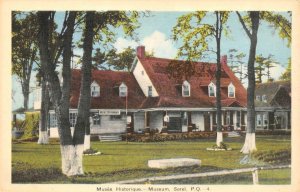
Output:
top-left (70, 69), bottom-right (145, 109)
top-left (137, 56), bottom-right (247, 108)
top-left (69, 55), bottom-right (247, 109)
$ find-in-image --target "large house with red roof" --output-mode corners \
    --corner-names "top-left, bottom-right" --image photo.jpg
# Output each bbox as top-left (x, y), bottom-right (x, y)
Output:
top-left (34, 46), bottom-right (249, 138)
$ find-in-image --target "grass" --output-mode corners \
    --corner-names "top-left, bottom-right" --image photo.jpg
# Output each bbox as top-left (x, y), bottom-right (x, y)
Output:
top-left (12, 135), bottom-right (291, 184)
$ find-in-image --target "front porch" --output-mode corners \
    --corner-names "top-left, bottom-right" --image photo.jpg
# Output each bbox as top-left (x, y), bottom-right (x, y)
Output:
top-left (130, 108), bottom-right (247, 134)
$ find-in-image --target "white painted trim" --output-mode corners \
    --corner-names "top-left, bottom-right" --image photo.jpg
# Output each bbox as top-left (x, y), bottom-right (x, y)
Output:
top-left (182, 80), bottom-right (191, 97)
top-left (84, 135), bottom-right (90, 151)
top-left (228, 82), bottom-right (235, 98)
top-left (60, 144), bottom-right (84, 176)
top-left (216, 132), bottom-right (223, 146)
top-left (208, 82), bottom-right (216, 97)
top-left (240, 133), bottom-right (257, 154)
top-left (38, 131), bottom-right (49, 144)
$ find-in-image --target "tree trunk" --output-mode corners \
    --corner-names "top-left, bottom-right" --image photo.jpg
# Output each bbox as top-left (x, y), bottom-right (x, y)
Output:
top-left (22, 81), bottom-right (30, 110)
top-left (215, 12), bottom-right (223, 147)
top-left (38, 11), bottom-right (79, 176)
top-left (38, 77), bottom-right (50, 144)
top-left (241, 11), bottom-right (259, 154)
top-left (73, 12), bottom-right (95, 154)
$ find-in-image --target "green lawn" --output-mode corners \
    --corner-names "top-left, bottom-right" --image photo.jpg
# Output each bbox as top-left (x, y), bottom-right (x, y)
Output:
top-left (12, 135), bottom-right (291, 184)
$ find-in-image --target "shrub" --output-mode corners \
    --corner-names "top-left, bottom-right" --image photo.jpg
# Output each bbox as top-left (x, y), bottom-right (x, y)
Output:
top-left (122, 132), bottom-right (216, 142)
top-left (21, 112), bottom-right (40, 140)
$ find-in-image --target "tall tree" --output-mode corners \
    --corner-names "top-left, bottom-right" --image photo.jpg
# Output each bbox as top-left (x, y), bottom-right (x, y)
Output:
top-left (237, 11), bottom-right (291, 154)
top-left (227, 49), bottom-right (247, 83)
top-left (236, 11), bottom-right (260, 154)
top-left (255, 55), bottom-right (267, 84)
top-left (73, 11), bottom-right (95, 154)
top-left (37, 11), bottom-right (78, 144)
top-left (38, 11), bottom-right (78, 175)
top-left (82, 11), bottom-right (140, 151)
top-left (172, 11), bottom-right (229, 146)
top-left (12, 12), bottom-right (39, 110)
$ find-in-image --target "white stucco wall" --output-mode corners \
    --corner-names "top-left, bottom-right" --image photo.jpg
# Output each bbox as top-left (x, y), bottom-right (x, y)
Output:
top-left (49, 127), bottom-right (74, 138)
top-left (91, 115), bottom-right (126, 134)
top-left (132, 59), bottom-right (158, 97)
top-left (191, 112), bottom-right (205, 131)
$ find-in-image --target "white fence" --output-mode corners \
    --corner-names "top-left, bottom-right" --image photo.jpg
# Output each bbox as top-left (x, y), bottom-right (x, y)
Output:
top-left (111, 164), bottom-right (291, 185)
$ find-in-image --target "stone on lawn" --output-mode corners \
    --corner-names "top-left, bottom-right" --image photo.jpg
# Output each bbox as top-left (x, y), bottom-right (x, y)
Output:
top-left (148, 158), bottom-right (201, 169)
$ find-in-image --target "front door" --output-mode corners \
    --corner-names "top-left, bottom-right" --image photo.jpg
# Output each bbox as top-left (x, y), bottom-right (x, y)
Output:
top-left (167, 117), bottom-right (182, 132)
top-left (204, 112), bottom-right (210, 131)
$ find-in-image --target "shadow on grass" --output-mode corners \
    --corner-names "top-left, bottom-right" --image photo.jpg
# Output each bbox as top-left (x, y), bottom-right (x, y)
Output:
top-left (12, 162), bottom-right (67, 183)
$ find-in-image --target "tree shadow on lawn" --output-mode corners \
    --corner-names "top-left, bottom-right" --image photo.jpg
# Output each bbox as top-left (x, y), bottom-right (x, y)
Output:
top-left (12, 163), bottom-right (225, 184)
top-left (12, 162), bottom-right (68, 183)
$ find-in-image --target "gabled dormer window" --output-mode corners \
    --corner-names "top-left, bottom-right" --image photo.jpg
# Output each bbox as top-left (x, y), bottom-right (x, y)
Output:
top-left (228, 83), bottom-right (235, 98)
top-left (208, 82), bottom-right (216, 97)
top-left (182, 80), bottom-right (190, 97)
top-left (119, 82), bottom-right (127, 97)
top-left (91, 81), bottom-right (100, 97)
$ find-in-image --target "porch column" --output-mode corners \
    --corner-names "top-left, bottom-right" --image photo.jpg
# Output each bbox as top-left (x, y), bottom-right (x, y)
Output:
top-left (210, 112), bottom-right (213, 131)
top-left (221, 111), bottom-right (224, 127)
top-left (233, 111), bottom-right (237, 130)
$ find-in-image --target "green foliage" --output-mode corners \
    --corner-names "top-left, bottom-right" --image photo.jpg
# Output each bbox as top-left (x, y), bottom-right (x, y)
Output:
top-left (172, 11), bottom-right (230, 61)
top-left (228, 49), bottom-right (247, 82)
top-left (280, 58), bottom-right (291, 81)
top-left (106, 47), bottom-right (136, 71)
top-left (260, 12), bottom-right (291, 47)
top-left (21, 112), bottom-right (40, 139)
top-left (212, 142), bottom-right (229, 150)
top-left (255, 54), bottom-right (277, 83)
top-left (166, 60), bottom-right (196, 81)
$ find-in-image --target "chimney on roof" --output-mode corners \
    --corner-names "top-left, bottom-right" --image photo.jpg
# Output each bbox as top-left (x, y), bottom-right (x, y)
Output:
top-left (221, 55), bottom-right (227, 66)
top-left (137, 46), bottom-right (145, 59)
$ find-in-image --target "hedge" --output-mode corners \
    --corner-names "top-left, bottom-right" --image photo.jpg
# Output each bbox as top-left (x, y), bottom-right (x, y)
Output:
top-left (122, 131), bottom-right (218, 142)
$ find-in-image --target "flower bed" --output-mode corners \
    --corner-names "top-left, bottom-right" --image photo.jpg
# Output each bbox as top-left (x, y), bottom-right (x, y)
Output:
top-left (122, 132), bottom-right (217, 142)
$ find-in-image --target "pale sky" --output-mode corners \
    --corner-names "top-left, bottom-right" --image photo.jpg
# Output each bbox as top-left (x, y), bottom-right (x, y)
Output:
top-left (12, 11), bottom-right (291, 110)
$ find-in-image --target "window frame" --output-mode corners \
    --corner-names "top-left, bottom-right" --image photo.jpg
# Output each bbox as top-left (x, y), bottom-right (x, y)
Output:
top-left (182, 80), bottom-right (190, 97)
top-left (91, 112), bottom-right (101, 126)
top-left (228, 83), bottom-right (235, 98)
top-left (263, 113), bottom-right (268, 126)
top-left (49, 113), bottom-right (57, 127)
top-left (256, 114), bottom-right (262, 126)
top-left (208, 82), bottom-right (216, 97)
top-left (119, 82), bottom-right (127, 97)
top-left (90, 81), bottom-right (100, 97)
